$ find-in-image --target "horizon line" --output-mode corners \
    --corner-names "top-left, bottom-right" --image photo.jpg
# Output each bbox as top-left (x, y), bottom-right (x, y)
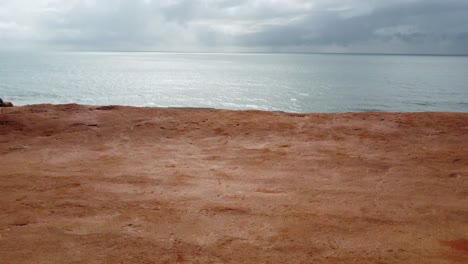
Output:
top-left (6, 50), bottom-right (468, 57)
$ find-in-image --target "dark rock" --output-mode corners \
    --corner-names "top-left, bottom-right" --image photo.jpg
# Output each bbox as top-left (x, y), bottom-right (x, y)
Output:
top-left (0, 98), bottom-right (14, 107)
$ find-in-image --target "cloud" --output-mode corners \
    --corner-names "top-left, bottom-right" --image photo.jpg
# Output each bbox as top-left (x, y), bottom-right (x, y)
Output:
top-left (0, 0), bottom-right (467, 54)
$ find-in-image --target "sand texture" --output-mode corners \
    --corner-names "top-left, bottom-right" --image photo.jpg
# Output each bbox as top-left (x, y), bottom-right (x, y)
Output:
top-left (0, 104), bottom-right (467, 263)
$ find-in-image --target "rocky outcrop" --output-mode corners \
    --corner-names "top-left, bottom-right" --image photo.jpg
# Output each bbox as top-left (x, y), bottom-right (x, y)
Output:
top-left (0, 98), bottom-right (13, 107)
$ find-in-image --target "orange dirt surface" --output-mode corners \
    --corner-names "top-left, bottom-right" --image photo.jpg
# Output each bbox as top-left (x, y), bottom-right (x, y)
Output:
top-left (0, 104), bottom-right (467, 264)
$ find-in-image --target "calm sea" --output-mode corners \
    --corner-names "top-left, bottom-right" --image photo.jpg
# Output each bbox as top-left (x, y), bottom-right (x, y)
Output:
top-left (1, 52), bottom-right (467, 113)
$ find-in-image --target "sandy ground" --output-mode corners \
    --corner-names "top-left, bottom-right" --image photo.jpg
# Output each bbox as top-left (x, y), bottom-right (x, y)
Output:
top-left (0, 104), bottom-right (467, 264)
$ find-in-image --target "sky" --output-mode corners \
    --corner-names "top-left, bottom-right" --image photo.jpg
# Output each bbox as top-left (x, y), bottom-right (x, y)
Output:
top-left (0, 0), bottom-right (467, 54)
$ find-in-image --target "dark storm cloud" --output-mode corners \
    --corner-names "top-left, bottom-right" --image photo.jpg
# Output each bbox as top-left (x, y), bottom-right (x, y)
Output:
top-left (234, 0), bottom-right (468, 54)
top-left (1, 0), bottom-right (467, 54)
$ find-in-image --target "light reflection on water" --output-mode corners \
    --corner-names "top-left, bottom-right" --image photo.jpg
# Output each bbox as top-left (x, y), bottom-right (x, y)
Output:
top-left (1, 52), bottom-right (467, 113)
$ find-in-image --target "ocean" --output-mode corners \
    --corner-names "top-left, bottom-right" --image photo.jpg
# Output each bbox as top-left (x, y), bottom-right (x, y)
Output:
top-left (1, 52), bottom-right (467, 113)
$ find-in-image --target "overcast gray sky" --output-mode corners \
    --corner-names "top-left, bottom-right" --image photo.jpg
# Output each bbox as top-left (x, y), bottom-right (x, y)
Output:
top-left (1, 0), bottom-right (467, 54)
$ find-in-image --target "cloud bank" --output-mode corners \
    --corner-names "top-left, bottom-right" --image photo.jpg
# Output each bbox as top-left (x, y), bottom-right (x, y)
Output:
top-left (1, 0), bottom-right (467, 54)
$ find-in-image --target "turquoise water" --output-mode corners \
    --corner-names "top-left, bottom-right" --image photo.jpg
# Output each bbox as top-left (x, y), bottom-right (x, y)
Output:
top-left (1, 52), bottom-right (467, 113)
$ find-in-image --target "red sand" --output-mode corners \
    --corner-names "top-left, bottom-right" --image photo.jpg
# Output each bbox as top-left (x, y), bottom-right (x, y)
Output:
top-left (0, 104), bottom-right (467, 263)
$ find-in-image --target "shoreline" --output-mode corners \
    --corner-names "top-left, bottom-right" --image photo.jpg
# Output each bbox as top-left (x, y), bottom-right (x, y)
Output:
top-left (3, 103), bottom-right (468, 114)
top-left (1, 104), bottom-right (467, 263)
